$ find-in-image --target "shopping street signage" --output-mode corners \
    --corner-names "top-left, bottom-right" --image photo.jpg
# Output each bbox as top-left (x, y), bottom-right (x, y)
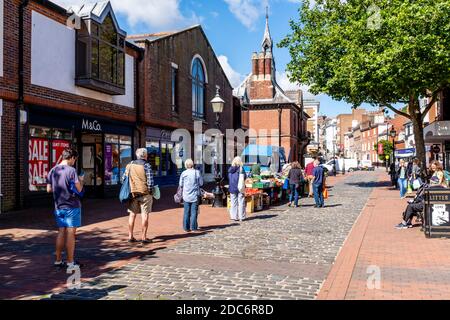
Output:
top-left (81, 118), bottom-right (102, 132)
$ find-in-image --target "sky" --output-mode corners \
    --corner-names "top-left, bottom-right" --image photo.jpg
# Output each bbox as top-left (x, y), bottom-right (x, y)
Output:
top-left (52, 0), bottom-right (383, 117)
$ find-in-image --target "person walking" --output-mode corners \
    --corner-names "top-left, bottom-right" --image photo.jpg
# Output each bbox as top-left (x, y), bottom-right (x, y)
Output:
top-left (429, 160), bottom-right (448, 187)
top-left (305, 159), bottom-right (316, 198)
top-left (312, 158), bottom-right (325, 208)
top-left (228, 156), bottom-right (247, 222)
top-left (288, 161), bottom-right (304, 208)
top-left (46, 148), bottom-right (84, 270)
top-left (410, 158), bottom-right (423, 189)
top-left (179, 159), bottom-right (203, 232)
top-left (389, 161), bottom-right (398, 189)
top-left (124, 148), bottom-right (154, 244)
top-left (396, 159), bottom-right (408, 199)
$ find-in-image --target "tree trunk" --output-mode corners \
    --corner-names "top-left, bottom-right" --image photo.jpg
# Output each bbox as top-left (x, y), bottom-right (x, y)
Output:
top-left (409, 98), bottom-right (427, 175)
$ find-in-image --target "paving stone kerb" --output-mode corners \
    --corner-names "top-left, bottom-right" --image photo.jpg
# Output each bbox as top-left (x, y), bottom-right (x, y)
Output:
top-left (50, 172), bottom-right (376, 300)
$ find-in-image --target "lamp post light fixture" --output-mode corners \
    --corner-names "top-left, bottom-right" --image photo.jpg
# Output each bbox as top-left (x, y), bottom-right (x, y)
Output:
top-left (211, 88), bottom-right (225, 208)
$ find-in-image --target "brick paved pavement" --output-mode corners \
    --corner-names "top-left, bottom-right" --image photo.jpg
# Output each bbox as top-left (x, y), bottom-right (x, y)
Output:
top-left (46, 172), bottom-right (376, 300)
top-left (318, 171), bottom-right (450, 300)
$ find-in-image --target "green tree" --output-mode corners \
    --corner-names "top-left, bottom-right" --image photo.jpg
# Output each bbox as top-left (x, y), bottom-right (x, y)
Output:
top-left (280, 0), bottom-right (450, 170)
top-left (373, 139), bottom-right (393, 162)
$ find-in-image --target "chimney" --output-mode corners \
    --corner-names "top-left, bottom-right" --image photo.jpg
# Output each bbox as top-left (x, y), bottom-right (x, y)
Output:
top-left (252, 52), bottom-right (259, 76)
top-left (264, 51), bottom-right (272, 79)
top-left (258, 52), bottom-right (265, 80)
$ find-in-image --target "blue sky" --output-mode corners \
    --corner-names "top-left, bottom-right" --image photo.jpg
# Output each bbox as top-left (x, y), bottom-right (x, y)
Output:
top-left (54, 0), bottom-right (383, 117)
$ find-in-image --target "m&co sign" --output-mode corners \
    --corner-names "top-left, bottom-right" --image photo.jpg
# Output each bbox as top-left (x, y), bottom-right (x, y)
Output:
top-left (29, 138), bottom-right (49, 188)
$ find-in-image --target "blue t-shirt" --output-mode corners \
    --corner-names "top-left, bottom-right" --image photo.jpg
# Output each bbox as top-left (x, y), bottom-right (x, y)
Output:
top-left (313, 166), bottom-right (325, 186)
top-left (47, 165), bottom-right (81, 210)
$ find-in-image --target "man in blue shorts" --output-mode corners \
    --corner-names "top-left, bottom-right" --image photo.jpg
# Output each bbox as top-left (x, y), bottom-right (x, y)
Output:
top-left (47, 148), bottom-right (84, 270)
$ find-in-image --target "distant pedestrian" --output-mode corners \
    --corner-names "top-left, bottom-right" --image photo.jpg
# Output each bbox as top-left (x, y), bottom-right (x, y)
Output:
top-left (288, 161), bottom-right (304, 208)
top-left (124, 148), bottom-right (154, 244)
top-left (305, 159), bottom-right (316, 198)
top-left (46, 148), bottom-right (84, 270)
top-left (179, 159), bottom-right (203, 232)
top-left (397, 159), bottom-right (408, 199)
top-left (389, 161), bottom-right (398, 189)
top-left (312, 159), bottom-right (325, 208)
top-left (228, 157), bottom-right (247, 222)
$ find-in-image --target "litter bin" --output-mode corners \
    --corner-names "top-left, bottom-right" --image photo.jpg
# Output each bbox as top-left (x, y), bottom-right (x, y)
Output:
top-left (424, 188), bottom-right (450, 238)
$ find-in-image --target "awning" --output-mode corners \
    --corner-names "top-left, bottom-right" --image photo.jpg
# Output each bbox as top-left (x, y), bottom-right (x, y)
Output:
top-left (395, 146), bottom-right (431, 158)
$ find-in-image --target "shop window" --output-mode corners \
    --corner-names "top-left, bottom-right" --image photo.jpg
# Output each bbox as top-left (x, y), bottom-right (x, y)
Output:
top-left (171, 66), bottom-right (178, 113)
top-left (192, 57), bottom-right (206, 119)
top-left (28, 126), bottom-right (72, 192)
top-left (75, 15), bottom-right (126, 95)
top-left (104, 134), bottom-right (132, 186)
top-left (147, 141), bottom-right (160, 177)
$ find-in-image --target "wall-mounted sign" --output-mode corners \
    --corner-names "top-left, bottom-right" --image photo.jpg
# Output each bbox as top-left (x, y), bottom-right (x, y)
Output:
top-left (432, 145), bottom-right (441, 154)
top-left (81, 119), bottom-right (102, 132)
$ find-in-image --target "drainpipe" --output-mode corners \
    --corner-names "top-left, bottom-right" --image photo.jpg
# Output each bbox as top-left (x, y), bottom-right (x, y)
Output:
top-left (16, 0), bottom-right (30, 210)
top-left (134, 48), bottom-right (145, 148)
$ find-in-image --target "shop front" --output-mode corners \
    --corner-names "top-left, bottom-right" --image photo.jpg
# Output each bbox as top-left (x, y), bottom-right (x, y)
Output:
top-left (27, 106), bottom-right (135, 203)
top-left (145, 127), bottom-right (184, 186)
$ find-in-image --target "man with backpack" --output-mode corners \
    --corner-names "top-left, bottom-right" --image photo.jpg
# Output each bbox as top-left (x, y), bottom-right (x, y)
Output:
top-left (124, 148), bottom-right (154, 244)
top-left (46, 148), bottom-right (84, 270)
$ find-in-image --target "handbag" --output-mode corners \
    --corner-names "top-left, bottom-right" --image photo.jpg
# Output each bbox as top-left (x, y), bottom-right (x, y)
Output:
top-left (153, 185), bottom-right (161, 200)
top-left (412, 179), bottom-right (422, 190)
top-left (323, 186), bottom-right (329, 199)
top-left (119, 174), bottom-right (131, 203)
top-left (282, 178), bottom-right (289, 190)
top-left (238, 167), bottom-right (246, 193)
top-left (174, 185), bottom-right (183, 204)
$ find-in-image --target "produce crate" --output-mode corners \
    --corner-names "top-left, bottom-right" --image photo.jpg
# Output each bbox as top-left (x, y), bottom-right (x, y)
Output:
top-left (253, 182), bottom-right (270, 189)
top-left (246, 196), bottom-right (255, 213)
top-left (254, 194), bottom-right (264, 211)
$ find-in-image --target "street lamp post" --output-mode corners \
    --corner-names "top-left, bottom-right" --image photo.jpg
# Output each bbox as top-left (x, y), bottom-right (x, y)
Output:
top-left (211, 89), bottom-right (225, 208)
top-left (390, 129), bottom-right (397, 167)
top-left (332, 139), bottom-right (337, 176)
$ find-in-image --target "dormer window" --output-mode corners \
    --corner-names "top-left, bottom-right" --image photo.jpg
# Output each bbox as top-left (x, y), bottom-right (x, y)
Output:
top-left (74, 3), bottom-right (127, 96)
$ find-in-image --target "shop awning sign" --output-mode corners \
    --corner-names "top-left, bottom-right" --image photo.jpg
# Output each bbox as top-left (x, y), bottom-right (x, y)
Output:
top-left (81, 118), bottom-right (102, 132)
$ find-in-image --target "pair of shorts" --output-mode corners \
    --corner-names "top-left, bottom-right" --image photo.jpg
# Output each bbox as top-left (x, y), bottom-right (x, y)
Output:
top-left (54, 208), bottom-right (82, 228)
top-left (128, 195), bottom-right (153, 215)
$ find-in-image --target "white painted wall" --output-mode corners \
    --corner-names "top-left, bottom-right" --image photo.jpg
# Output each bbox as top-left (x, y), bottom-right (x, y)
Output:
top-left (31, 11), bottom-right (134, 108)
top-left (0, 0), bottom-right (4, 77)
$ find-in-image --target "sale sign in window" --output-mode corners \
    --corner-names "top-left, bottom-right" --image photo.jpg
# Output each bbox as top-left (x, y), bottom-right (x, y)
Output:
top-left (52, 140), bottom-right (71, 166)
top-left (29, 138), bottom-right (50, 191)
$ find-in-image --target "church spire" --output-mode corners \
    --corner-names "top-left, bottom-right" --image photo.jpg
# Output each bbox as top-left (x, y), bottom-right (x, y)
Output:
top-left (261, 6), bottom-right (273, 53)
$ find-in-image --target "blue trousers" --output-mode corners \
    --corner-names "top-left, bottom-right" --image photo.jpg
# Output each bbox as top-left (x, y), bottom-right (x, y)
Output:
top-left (398, 178), bottom-right (407, 198)
top-left (313, 184), bottom-right (324, 207)
top-left (289, 184), bottom-right (300, 206)
top-left (183, 202), bottom-right (199, 231)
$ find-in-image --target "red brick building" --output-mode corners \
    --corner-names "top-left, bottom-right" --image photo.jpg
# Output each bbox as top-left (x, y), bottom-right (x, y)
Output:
top-left (1, 0), bottom-right (142, 211)
top-left (129, 26), bottom-right (234, 184)
top-left (233, 13), bottom-right (309, 165)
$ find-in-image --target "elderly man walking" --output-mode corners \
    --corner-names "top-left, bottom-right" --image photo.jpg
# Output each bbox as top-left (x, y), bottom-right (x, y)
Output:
top-left (124, 148), bottom-right (154, 244)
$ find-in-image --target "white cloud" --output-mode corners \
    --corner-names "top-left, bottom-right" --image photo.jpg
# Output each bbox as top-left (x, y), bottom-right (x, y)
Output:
top-left (218, 55), bottom-right (244, 88)
top-left (52, 0), bottom-right (202, 30)
top-left (276, 71), bottom-right (312, 94)
top-left (223, 0), bottom-right (269, 30)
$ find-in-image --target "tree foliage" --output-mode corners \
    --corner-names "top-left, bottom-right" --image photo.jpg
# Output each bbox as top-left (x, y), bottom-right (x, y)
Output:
top-left (373, 139), bottom-right (394, 162)
top-left (280, 0), bottom-right (450, 167)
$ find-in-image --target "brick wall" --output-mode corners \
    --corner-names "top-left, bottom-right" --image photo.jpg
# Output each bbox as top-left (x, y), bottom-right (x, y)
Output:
top-left (0, 0), bottom-right (141, 211)
top-left (138, 26), bottom-right (233, 133)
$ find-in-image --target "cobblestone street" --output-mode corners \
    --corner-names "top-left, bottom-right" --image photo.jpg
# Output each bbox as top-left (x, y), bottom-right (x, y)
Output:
top-left (49, 172), bottom-right (376, 300)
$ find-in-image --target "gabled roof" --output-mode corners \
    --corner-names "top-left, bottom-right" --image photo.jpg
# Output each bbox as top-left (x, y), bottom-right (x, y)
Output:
top-left (128, 25), bottom-right (201, 44)
top-left (128, 25), bottom-right (233, 89)
top-left (69, 1), bottom-right (126, 36)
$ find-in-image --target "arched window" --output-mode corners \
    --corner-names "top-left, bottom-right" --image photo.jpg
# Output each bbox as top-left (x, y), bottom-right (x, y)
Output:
top-left (192, 57), bottom-right (206, 119)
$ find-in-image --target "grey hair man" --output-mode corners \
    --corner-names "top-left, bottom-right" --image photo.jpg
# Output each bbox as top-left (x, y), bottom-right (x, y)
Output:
top-left (124, 148), bottom-right (155, 244)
